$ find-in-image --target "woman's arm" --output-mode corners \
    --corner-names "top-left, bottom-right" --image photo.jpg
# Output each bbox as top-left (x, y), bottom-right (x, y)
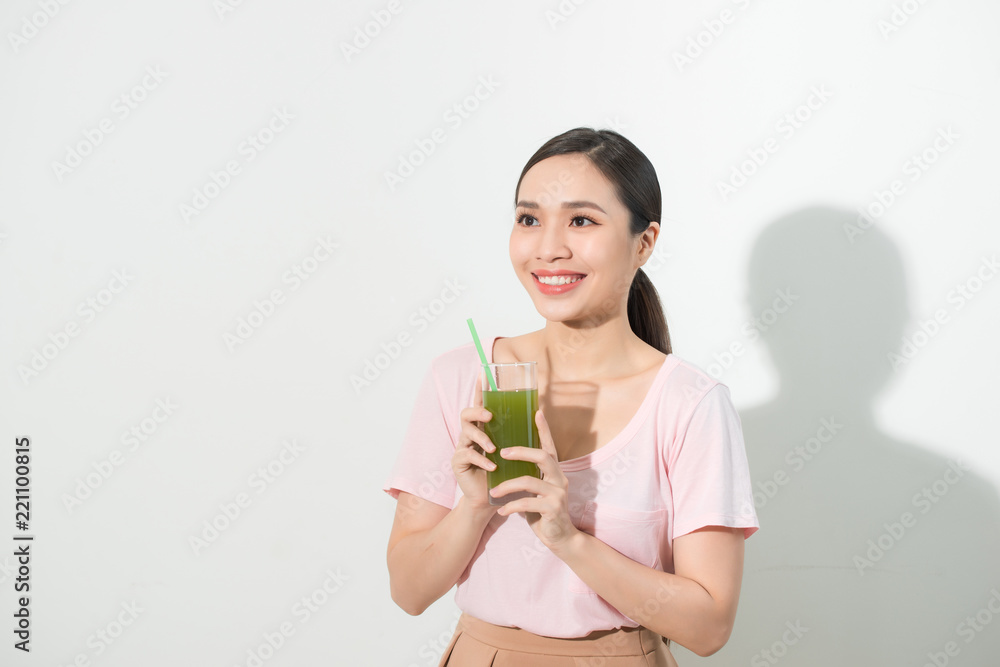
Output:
top-left (551, 524), bottom-right (745, 657)
top-left (387, 490), bottom-right (497, 615)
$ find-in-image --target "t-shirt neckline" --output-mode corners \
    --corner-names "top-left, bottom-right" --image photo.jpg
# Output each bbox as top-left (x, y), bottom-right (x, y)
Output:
top-left (486, 334), bottom-right (678, 472)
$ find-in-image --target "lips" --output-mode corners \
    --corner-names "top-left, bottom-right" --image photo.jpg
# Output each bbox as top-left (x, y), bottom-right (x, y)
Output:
top-left (531, 273), bottom-right (587, 295)
top-left (533, 270), bottom-right (585, 275)
top-left (533, 274), bottom-right (585, 285)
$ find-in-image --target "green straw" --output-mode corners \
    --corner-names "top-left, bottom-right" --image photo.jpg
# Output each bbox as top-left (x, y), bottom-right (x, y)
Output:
top-left (467, 318), bottom-right (498, 391)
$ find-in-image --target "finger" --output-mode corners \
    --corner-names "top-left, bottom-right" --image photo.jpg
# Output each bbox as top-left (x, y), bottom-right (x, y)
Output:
top-left (473, 373), bottom-right (493, 423)
top-left (463, 446), bottom-right (497, 472)
top-left (461, 405), bottom-right (493, 431)
top-left (497, 498), bottom-right (542, 516)
top-left (470, 381), bottom-right (492, 427)
top-left (535, 409), bottom-right (559, 462)
top-left (500, 445), bottom-right (563, 483)
top-left (474, 373), bottom-right (483, 407)
top-left (463, 421), bottom-right (495, 453)
top-left (490, 474), bottom-right (548, 499)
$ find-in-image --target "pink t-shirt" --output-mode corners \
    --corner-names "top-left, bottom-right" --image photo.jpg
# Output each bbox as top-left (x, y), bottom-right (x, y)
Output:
top-left (382, 335), bottom-right (759, 638)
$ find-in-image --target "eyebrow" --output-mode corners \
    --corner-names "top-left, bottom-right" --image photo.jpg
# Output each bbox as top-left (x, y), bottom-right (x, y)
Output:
top-left (516, 200), bottom-right (607, 214)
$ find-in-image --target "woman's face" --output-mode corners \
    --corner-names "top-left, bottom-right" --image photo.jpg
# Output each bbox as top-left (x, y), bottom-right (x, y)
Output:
top-left (509, 153), bottom-right (656, 326)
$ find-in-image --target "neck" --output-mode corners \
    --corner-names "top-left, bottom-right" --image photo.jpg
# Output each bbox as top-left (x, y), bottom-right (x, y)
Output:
top-left (537, 316), bottom-right (643, 381)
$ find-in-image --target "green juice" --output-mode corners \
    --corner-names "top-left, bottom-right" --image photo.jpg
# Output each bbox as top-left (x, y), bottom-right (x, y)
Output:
top-left (483, 388), bottom-right (541, 506)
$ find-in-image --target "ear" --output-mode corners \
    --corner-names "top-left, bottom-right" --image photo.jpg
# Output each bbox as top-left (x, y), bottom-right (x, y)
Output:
top-left (637, 221), bottom-right (660, 267)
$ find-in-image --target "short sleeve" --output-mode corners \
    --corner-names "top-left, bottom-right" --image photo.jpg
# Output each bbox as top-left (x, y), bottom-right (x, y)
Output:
top-left (381, 360), bottom-right (458, 509)
top-left (667, 383), bottom-right (759, 541)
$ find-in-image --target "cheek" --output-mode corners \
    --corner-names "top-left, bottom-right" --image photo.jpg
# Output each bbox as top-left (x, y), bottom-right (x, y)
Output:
top-left (582, 243), bottom-right (635, 294)
top-left (509, 235), bottom-right (530, 264)
top-left (579, 238), bottom-right (625, 271)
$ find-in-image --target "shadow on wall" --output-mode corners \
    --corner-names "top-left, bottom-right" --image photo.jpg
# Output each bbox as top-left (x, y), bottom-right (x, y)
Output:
top-left (697, 206), bottom-right (1000, 665)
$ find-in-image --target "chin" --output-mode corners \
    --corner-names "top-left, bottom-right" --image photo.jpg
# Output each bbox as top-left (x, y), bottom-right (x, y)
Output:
top-left (533, 302), bottom-right (585, 320)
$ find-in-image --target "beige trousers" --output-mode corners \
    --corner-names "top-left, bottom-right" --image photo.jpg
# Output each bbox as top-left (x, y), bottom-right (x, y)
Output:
top-left (438, 612), bottom-right (680, 667)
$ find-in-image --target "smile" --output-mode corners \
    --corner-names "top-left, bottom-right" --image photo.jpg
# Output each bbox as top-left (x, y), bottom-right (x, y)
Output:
top-left (531, 273), bottom-right (587, 295)
top-left (535, 274), bottom-right (584, 285)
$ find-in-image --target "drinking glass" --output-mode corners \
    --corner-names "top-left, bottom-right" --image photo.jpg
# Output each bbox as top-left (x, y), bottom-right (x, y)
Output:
top-left (480, 362), bottom-right (542, 506)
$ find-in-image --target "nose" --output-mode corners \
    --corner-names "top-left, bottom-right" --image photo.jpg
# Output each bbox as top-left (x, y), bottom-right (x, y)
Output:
top-left (536, 218), bottom-right (570, 262)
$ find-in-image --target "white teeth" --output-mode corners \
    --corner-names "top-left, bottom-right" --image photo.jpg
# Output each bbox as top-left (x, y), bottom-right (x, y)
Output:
top-left (536, 274), bottom-right (584, 285)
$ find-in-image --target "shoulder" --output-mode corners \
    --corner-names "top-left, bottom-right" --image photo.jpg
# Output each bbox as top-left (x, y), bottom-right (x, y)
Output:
top-left (429, 340), bottom-right (479, 367)
top-left (407, 342), bottom-right (482, 419)
top-left (426, 340), bottom-right (481, 385)
top-left (658, 352), bottom-right (733, 420)
top-left (496, 331), bottom-right (540, 363)
top-left (653, 356), bottom-right (745, 465)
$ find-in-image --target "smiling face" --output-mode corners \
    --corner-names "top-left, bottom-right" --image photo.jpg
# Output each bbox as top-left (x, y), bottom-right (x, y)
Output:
top-left (510, 153), bottom-right (657, 327)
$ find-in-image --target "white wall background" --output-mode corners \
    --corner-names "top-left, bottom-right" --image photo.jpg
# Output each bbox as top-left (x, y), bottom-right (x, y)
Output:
top-left (2, 0), bottom-right (999, 664)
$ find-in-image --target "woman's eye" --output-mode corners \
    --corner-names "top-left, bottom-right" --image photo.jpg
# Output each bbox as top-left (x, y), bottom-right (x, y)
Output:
top-left (516, 214), bottom-right (596, 227)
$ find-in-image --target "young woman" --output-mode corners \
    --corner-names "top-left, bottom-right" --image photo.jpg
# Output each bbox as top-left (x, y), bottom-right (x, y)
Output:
top-left (383, 127), bottom-right (759, 666)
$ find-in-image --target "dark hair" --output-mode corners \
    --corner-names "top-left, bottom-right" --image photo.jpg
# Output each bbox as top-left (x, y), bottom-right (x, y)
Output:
top-left (513, 127), bottom-right (672, 355)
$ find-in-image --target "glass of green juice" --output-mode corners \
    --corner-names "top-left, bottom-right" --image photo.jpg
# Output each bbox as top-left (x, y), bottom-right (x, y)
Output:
top-left (480, 361), bottom-right (541, 506)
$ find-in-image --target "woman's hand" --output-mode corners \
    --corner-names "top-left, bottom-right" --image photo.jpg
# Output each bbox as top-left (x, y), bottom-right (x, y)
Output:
top-left (489, 408), bottom-right (581, 553)
top-left (450, 388), bottom-right (500, 514)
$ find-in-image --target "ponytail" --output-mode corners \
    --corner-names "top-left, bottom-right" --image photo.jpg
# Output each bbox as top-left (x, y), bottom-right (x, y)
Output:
top-left (628, 267), bottom-right (671, 355)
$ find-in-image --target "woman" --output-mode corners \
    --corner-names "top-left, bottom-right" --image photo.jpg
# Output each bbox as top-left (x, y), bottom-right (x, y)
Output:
top-left (383, 127), bottom-right (759, 666)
